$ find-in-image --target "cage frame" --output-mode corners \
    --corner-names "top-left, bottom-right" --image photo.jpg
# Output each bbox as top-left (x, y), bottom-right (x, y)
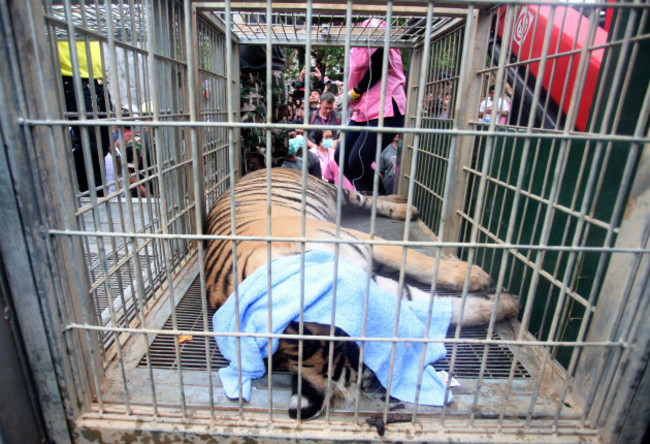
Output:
top-left (1, 0), bottom-right (649, 442)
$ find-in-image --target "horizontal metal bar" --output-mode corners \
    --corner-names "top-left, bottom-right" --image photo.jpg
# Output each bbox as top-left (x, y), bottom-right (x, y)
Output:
top-left (43, 14), bottom-right (148, 56)
top-left (19, 118), bottom-right (650, 144)
top-left (461, 165), bottom-right (620, 234)
top-left (65, 323), bottom-right (624, 348)
top-left (47, 229), bottom-right (650, 254)
top-left (412, 179), bottom-right (444, 202)
top-left (77, 409), bottom-right (602, 438)
top-left (456, 212), bottom-right (594, 309)
top-left (195, 0), bottom-right (648, 12)
top-left (43, 16), bottom-right (190, 69)
top-left (197, 67), bottom-right (228, 79)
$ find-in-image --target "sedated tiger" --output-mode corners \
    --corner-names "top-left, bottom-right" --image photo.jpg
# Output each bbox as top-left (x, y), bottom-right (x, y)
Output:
top-left (204, 167), bottom-right (517, 419)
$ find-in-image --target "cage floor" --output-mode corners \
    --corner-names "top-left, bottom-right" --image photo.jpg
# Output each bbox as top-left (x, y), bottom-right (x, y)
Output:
top-left (88, 252), bottom-right (155, 314)
top-left (137, 276), bottom-right (531, 380)
top-left (101, 208), bottom-right (581, 424)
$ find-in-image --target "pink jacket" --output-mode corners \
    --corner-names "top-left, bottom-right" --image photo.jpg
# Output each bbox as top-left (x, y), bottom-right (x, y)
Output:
top-left (311, 147), bottom-right (355, 191)
top-left (348, 19), bottom-right (407, 122)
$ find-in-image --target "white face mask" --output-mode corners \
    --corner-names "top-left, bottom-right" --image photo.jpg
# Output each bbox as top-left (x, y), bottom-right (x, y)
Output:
top-left (288, 135), bottom-right (304, 155)
top-left (322, 138), bottom-right (333, 148)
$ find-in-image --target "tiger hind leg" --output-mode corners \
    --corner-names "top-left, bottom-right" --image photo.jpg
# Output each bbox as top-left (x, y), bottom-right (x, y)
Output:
top-left (342, 189), bottom-right (419, 221)
top-left (373, 275), bottom-right (518, 326)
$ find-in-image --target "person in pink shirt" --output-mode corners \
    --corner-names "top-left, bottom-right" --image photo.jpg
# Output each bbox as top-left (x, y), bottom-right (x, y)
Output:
top-left (311, 129), bottom-right (355, 191)
top-left (334, 18), bottom-right (406, 194)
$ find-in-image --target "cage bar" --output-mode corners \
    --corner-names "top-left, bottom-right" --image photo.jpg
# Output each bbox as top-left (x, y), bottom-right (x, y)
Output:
top-left (1, 0), bottom-right (649, 442)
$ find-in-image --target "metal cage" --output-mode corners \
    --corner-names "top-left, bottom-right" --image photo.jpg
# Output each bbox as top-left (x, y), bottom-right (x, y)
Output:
top-left (1, 0), bottom-right (649, 442)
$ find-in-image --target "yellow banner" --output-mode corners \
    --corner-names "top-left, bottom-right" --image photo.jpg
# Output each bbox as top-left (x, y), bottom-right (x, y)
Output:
top-left (58, 40), bottom-right (103, 79)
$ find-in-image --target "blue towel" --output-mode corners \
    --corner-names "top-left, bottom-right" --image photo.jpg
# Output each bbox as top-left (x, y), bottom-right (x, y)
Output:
top-left (213, 250), bottom-right (453, 406)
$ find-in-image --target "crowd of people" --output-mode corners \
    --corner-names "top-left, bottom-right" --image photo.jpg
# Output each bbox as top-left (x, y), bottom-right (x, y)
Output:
top-left (58, 20), bottom-right (511, 203)
top-left (239, 19), bottom-right (406, 195)
top-left (238, 20), bottom-right (511, 195)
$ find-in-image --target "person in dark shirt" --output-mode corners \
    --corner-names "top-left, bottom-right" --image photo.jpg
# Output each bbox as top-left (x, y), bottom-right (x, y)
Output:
top-left (307, 92), bottom-right (341, 152)
top-left (282, 130), bottom-right (322, 179)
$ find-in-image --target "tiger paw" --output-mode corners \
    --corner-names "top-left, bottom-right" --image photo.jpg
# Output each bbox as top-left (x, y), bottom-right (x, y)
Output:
top-left (288, 394), bottom-right (325, 420)
top-left (467, 264), bottom-right (492, 292)
top-left (488, 292), bottom-right (519, 320)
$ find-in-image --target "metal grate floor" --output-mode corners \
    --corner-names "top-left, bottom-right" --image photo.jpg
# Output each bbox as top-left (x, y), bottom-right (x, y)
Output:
top-left (436, 327), bottom-right (531, 379)
top-left (88, 252), bottom-right (154, 314)
top-left (138, 278), bottom-right (229, 371)
top-left (138, 277), bottom-right (531, 380)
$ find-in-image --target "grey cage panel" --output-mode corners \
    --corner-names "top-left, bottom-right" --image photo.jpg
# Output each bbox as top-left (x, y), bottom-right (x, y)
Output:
top-left (0, 0), bottom-right (649, 443)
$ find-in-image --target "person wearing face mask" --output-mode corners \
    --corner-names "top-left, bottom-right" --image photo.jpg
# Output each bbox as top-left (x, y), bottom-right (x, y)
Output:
top-left (282, 130), bottom-right (322, 179)
top-left (311, 129), bottom-right (354, 191)
top-left (307, 92), bottom-right (341, 151)
top-left (310, 129), bottom-right (335, 171)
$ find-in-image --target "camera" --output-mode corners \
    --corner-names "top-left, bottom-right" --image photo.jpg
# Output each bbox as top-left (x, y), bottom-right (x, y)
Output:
top-left (310, 66), bottom-right (317, 73)
top-left (291, 81), bottom-right (305, 100)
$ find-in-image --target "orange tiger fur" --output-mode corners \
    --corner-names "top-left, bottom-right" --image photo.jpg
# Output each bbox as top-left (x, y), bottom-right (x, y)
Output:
top-left (204, 168), bottom-right (517, 419)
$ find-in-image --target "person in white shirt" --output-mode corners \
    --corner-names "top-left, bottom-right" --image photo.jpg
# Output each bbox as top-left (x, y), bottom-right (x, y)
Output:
top-left (478, 85), bottom-right (510, 124)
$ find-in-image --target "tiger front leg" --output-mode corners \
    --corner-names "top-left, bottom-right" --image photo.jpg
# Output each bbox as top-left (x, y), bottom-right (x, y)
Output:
top-left (288, 373), bottom-right (328, 420)
top-left (278, 321), bottom-right (364, 420)
top-left (369, 242), bottom-right (492, 293)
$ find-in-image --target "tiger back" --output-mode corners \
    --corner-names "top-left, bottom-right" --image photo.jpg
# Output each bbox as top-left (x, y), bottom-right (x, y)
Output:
top-left (203, 167), bottom-right (515, 420)
top-left (204, 167), bottom-right (415, 310)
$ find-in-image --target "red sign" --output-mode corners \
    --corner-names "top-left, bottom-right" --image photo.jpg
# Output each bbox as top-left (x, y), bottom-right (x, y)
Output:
top-left (497, 5), bottom-right (608, 131)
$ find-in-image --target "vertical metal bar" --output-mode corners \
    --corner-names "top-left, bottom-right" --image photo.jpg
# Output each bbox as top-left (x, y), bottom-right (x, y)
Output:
top-left (514, 4), bottom-right (539, 128)
top-left (2, 1), bottom-right (98, 435)
top-left (146, 1), bottom-right (166, 296)
top-left (466, 6), bottom-right (559, 414)
top-left (295, 0), bottom-right (314, 423)
top-left (527, 2), bottom-right (636, 429)
top-left (497, 148), bottom-right (569, 426)
top-left (41, 0), bottom-right (106, 394)
top-left (540, 4), bottom-right (566, 130)
top-left (90, 1), bottom-right (130, 333)
top-left (342, 0), bottom-right (373, 424)
top-left (117, 2), bottom-right (135, 114)
top-left (524, 3), bottom-right (637, 426)
top-left (577, 23), bottom-right (650, 426)
top-left (129, 0), bottom-right (145, 113)
top-left (371, 2), bottom-right (407, 424)
top-left (442, 3), bottom-right (515, 427)
top-left (105, 0), bottom-right (160, 415)
top-left (558, 4), bottom-right (588, 132)
top-left (264, 0), bottom-right (275, 422)
top-left (63, 0), bottom-right (135, 415)
top-left (507, 136), bottom-right (552, 294)
top-left (571, 135), bottom-right (647, 429)
top-left (185, 0), bottom-right (214, 420)
top-left (323, 2), bottom-right (340, 412)
top-left (144, 0), bottom-right (186, 416)
top-left (509, 2), bottom-right (575, 416)
top-left (408, 1), bottom-right (438, 422)
top-left (573, 8), bottom-right (631, 291)
top-left (564, 8), bottom-right (602, 133)
top-left (496, 6), bottom-right (602, 428)
top-left (222, 0), bottom-right (244, 419)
